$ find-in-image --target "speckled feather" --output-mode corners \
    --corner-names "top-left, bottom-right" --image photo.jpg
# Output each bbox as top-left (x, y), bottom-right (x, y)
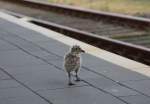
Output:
top-left (64, 53), bottom-right (80, 72)
top-left (64, 45), bottom-right (85, 85)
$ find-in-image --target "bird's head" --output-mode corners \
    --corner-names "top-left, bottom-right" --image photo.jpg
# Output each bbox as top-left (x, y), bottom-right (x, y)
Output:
top-left (71, 45), bottom-right (85, 55)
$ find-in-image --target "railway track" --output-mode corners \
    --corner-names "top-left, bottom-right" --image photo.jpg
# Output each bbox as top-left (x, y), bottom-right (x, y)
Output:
top-left (0, 0), bottom-right (149, 38)
top-left (0, 0), bottom-right (150, 65)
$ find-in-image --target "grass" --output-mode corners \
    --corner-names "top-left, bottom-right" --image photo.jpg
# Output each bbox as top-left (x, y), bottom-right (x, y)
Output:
top-left (48, 0), bottom-right (150, 16)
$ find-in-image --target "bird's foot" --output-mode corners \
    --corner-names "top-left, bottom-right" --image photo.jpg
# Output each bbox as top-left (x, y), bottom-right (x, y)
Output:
top-left (68, 82), bottom-right (75, 86)
top-left (75, 78), bottom-right (81, 82)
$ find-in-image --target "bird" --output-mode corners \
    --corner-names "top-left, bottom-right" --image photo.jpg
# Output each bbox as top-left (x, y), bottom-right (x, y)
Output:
top-left (64, 45), bottom-right (85, 86)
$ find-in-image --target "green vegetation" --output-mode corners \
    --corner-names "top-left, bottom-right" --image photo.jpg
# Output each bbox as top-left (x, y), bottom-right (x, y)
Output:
top-left (48, 0), bottom-right (150, 15)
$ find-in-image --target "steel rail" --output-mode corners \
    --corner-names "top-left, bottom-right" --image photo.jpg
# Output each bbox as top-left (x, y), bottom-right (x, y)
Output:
top-left (2, 0), bottom-right (150, 30)
top-left (4, 10), bottom-right (150, 65)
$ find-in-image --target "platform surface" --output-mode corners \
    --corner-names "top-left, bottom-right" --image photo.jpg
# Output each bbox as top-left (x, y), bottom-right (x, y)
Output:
top-left (0, 12), bottom-right (150, 104)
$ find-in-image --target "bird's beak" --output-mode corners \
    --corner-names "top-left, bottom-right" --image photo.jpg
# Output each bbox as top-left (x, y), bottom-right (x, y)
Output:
top-left (81, 50), bottom-right (85, 53)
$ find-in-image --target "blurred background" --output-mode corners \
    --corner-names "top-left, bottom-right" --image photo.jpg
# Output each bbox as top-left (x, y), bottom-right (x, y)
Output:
top-left (45, 0), bottom-right (150, 18)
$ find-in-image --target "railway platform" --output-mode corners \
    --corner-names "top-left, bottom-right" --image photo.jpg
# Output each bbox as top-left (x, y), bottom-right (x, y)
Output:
top-left (0, 11), bottom-right (150, 104)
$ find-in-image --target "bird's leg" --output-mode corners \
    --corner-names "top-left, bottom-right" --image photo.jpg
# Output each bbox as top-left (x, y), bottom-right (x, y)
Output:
top-left (75, 70), bottom-right (80, 82)
top-left (68, 72), bottom-right (75, 86)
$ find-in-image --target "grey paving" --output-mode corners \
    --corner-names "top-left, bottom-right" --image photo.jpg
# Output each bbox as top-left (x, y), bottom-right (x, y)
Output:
top-left (120, 95), bottom-right (150, 104)
top-left (38, 86), bottom-right (125, 104)
top-left (122, 79), bottom-right (150, 96)
top-left (36, 40), bottom-right (69, 56)
top-left (79, 69), bottom-right (138, 97)
top-left (42, 54), bottom-right (63, 67)
top-left (0, 31), bottom-right (51, 57)
top-left (0, 70), bottom-right (11, 80)
top-left (0, 79), bottom-right (21, 89)
top-left (0, 50), bottom-right (46, 68)
top-left (104, 84), bottom-right (138, 97)
top-left (6, 64), bottom-right (87, 91)
top-left (0, 95), bottom-right (49, 104)
top-left (0, 17), bottom-right (150, 104)
top-left (0, 87), bottom-right (35, 99)
top-left (0, 86), bottom-right (49, 104)
top-left (82, 54), bottom-right (149, 82)
top-left (0, 39), bottom-right (18, 51)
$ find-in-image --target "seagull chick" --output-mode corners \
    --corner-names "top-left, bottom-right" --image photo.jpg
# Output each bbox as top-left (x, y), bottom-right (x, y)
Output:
top-left (64, 45), bottom-right (85, 86)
